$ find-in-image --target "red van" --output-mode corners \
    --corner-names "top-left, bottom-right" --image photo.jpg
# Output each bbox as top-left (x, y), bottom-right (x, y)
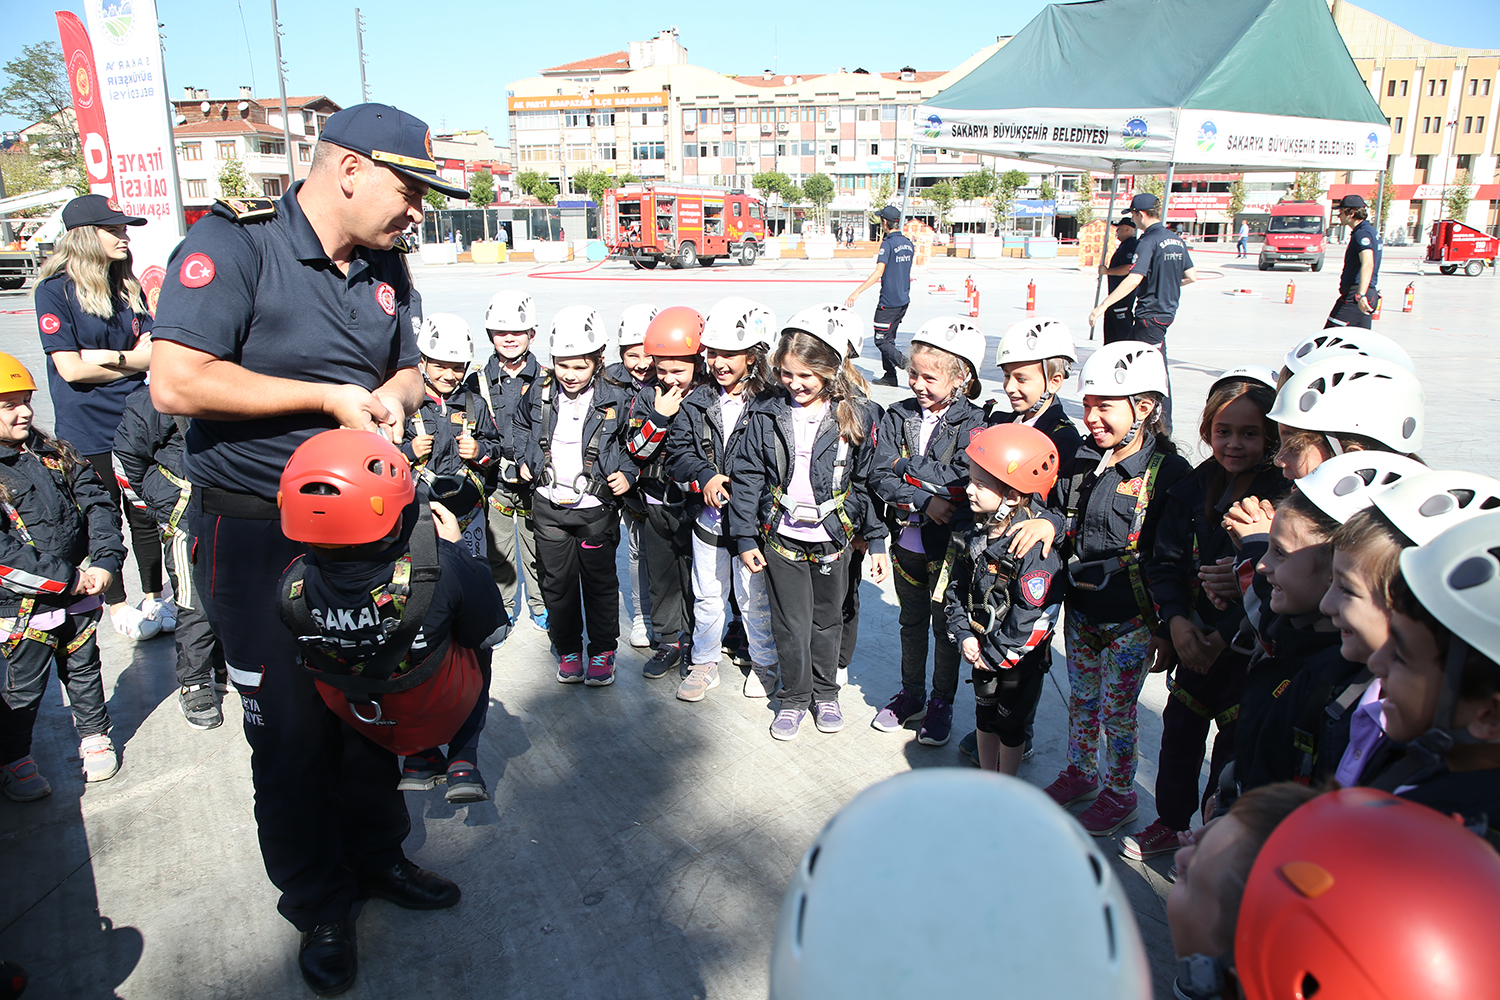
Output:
top-left (1258, 201), bottom-right (1326, 272)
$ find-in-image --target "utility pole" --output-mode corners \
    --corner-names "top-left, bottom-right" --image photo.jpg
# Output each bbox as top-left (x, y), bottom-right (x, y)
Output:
top-left (355, 9), bottom-right (370, 103)
top-left (270, 0), bottom-right (297, 186)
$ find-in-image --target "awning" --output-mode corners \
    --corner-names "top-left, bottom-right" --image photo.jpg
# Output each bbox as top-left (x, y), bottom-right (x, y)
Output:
top-left (1167, 209), bottom-right (1198, 221)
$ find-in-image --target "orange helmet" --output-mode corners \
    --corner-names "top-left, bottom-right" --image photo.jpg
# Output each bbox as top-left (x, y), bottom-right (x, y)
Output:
top-left (278, 429), bottom-right (415, 546)
top-left (1235, 787), bottom-right (1500, 1000)
top-left (0, 352), bottom-right (36, 392)
top-left (643, 306), bottom-right (705, 358)
top-left (965, 424), bottom-right (1058, 497)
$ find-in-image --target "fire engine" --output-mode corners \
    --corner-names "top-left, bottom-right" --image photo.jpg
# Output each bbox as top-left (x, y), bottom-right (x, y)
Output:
top-left (604, 183), bottom-right (767, 269)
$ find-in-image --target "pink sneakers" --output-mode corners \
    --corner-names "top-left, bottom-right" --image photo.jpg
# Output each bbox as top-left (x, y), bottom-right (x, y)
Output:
top-left (1076, 789), bottom-right (1139, 837)
top-left (1043, 765), bottom-right (1100, 808)
top-left (1120, 819), bottom-right (1185, 860)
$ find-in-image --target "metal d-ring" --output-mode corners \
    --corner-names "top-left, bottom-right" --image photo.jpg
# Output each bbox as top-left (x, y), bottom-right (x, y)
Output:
top-left (349, 700), bottom-right (383, 724)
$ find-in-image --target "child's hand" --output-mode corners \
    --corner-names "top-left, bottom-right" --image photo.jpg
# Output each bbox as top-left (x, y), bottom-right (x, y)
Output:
top-left (519, 463), bottom-right (533, 482)
top-left (1223, 499), bottom-right (1276, 545)
top-left (1170, 616), bottom-right (1218, 675)
top-left (412, 434), bottom-right (435, 459)
top-left (867, 551), bottom-right (889, 584)
top-left (77, 567), bottom-right (112, 596)
top-left (1005, 517), bottom-right (1057, 558)
top-left (653, 383), bottom-right (688, 418)
top-left (430, 502), bottom-right (462, 542)
top-left (961, 636), bottom-right (981, 664)
top-left (1148, 634), bottom-right (1176, 673)
top-left (1199, 556), bottom-right (1239, 609)
top-left (607, 471), bottom-right (631, 496)
top-left (926, 496), bottom-right (954, 525)
top-left (850, 534), bottom-right (869, 554)
top-left (703, 474), bottom-right (731, 509)
top-left (740, 548), bottom-right (766, 573)
top-left (456, 433), bottom-right (478, 460)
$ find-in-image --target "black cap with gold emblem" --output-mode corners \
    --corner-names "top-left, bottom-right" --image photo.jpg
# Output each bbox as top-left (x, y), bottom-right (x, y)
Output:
top-left (320, 102), bottom-right (470, 199)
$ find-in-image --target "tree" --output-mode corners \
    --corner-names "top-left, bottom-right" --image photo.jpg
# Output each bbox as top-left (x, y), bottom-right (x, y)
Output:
top-left (991, 169), bottom-right (1029, 231)
top-left (926, 181), bottom-right (956, 231)
top-left (1139, 174), bottom-right (1165, 199)
top-left (0, 41), bottom-right (84, 189)
top-left (469, 171), bottom-right (494, 238)
top-left (1289, 170), bottom-right (1325, 202)
top-left (217, 156), bottom-right (250, 198)
top-left (955, 167), bottom-right (997, 203)
top-left (515, 169), bottom-right (548, 198)
top-left (1369, 172), bottom-right (1398, 234)
top-left (0, 147), bottom-right (63, 214)
top-left (532, 181), bottom-right (557, 206)
top-left (1073, 173), bottom-right (1095, 230)
top-left (866, 174), bottom-right (895, 232)
top-left (1037, 178), bottom-right (1057, 202)
top-left (424, 188), bottom-right (447, 213)
top-left (802, 173), bottom-right (834, 226)
top-left (1227, 177), bottom-right (1248, 220)
top-left (1444, 168), bottom-right (1474, 222)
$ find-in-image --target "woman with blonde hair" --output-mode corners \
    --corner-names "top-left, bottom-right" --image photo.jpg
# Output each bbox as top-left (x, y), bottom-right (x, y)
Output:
top-left (34, 195), bottom-right (166, 640)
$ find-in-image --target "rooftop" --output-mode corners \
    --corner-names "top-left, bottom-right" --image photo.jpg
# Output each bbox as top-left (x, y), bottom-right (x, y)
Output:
top-left (540, 51), bottom-right (631, 75)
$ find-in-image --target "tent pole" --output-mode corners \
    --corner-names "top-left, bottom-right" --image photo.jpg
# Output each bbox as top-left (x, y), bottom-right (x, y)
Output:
top-left (899, 137), bottom-right (919, 226)
top-left (1161, 161), bottom-right (1176, 232)
top-left (1090, 161), bottom-right (1122, 341)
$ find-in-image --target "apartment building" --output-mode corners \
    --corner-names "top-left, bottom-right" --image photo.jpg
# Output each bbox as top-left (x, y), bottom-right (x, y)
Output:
top-left (170, 89), bottom-right (341, 210)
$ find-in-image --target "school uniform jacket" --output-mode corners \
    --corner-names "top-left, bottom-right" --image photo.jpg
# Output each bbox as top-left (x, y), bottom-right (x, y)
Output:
top-left (464, 352), bottom-right (541, 484)
top-left (626, 382), bottom-right (690, 503)
top-left (665, 384), bottom-right (775, 498)
top-left (113, 385), bottom-right (187, 526)
top-left (868, 396), bottom-right (986, 557)
top-left (943, 523), bottom-right (1064, 670)
top-left (515, 374), bottom-right (636, 500)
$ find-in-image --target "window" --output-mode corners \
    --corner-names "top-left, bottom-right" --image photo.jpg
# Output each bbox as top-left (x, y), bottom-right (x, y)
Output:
top-left (1479, 116), bottom-right (1487, 133)
top-left (262, 178), bottom-right (282, 197)
top-left (631, 141), bottom-right (665, 160)
top-left (869, 142), bottom-right (879, 156)
top-left (882, 104), bottom-right (897, 120)
top-left (185, 179), bottom-right (206, 197)
top-left (217, 140), bottom-right (236, 159)
top-left (1458, 154), bottom-right (1473, 171)
top-left (776, 143), bottom-right (787, 156)
top-left (515, 110), bottom-right (559, 129)
top-left (568, 144), bottom-right (589, 161)
top-left (1400, 80), bottom-right (1408, 96)
top-left (724, 108), bottom-right (736, 123)
top-left (1472, 79), bottom-right (1480, 96)
top-left (818, 107), bottom-right (827, 121)
top-left (723, 141), bottom-right (737, 158)
top-left (517, 144), bottom-right (559, 162)
top-left (1428, 78), bottom-right (1447, 97)
top-left (696, 144), bottom-right (708, 158)
top-left (1485, 80), bottom-right (1493, 96)
top-left (733, 202), bottom-right (742, 216)
top-left (564, 112), bottom-right (585, 127)
top-left (1394, 116), bottom-right (1403, 133)
top-left (181, 142), bottom-right (202, 161)
top-left (750, 204), bottom-right (761, 219)
top-left (260, 139), bottom-right (285, 156)
top-left (697, 109), bottom-right (710, 123)
top-left (760, 141), bottom-right (774, 157)
top-left (596, 111), bottom-right (615, 126)
top-left (597, 142), bottom-right (616, 160)
top-left (1466, 116), bottom-right (1474, 133)
top-left (778, 108), bottom-right (787, 122)
top-left (299, 143), bottom-right (311, 162)
top-left (790, 108), bottom-right (799, 122)
top-left (1428, 79), bottom-right (1436, 96)
top-left (1440, 79), bottom-right (1447, 96)
top-left (1422, 117), bottom-right (1432, 133)
top-left (1388, 80), bottom-right (1398, 97)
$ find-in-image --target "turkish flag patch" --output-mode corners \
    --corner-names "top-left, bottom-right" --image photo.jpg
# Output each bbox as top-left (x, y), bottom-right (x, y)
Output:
top-left (1020, 569), bottom-right (1050, 607)
top-left (39, 313), bottom-right (61, 335)
top-left (180, 253), bottom-right (215, 288)
top-left (376, 282), bottom-right (396, 316)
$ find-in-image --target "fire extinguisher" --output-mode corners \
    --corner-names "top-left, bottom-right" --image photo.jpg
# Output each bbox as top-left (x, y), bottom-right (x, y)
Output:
top-left (969, 287), bottom-right (980, 319)
top-left (1372, 293), bottom-right (1384, 321)
top-left (1402, 282), bottom-right (1415, 313)
top-left (1026, 279), bottom-right (1036, 312)
top-left (1285, 279), bottom-right (1295, 304)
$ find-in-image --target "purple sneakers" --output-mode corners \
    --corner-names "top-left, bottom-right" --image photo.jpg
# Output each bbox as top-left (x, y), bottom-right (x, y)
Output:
top-left (813, 700), bottom-right (844, 733)
top-left (556, 652), bottom-right (585, 684)
top-left (584, 651), bottom-right (616, 686)
top-left (917, 695), bottom-right (953, 746)
top-left (770, 708), bottom-right (806, 741)
top-left (871, 688), bottom-right (927, 733)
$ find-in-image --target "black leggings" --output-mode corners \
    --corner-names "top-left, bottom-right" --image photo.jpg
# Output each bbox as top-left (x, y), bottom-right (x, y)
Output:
top-left (85, 452), bottom-right (163, 604)
top-left (973, 646), bottom-right (1050, 748)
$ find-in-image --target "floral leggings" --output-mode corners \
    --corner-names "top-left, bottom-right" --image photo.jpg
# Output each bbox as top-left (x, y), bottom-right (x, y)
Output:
top-left (1064, 612), bottom-right (1153, 795)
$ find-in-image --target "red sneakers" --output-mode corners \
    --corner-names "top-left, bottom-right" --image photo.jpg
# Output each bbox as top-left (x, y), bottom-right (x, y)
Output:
top-left (1076, 789), bottom-right (1139, 837)
top-left (1120, 819), bottom-right (1185, 860)
top-left (584, 651), bottom-right (617, 686)
top-left (1043, 765), bottom-right (1100, 808)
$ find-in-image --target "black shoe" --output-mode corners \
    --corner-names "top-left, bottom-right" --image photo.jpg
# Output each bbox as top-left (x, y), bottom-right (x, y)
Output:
top-left (641, 639), bottom-right (684, 680)
top-left (874, 373), bottom-right (900, 387)
top-left (1021, 738), bottom-right (1035, 762)
top-left (957, 729), bottom-right (980, 766)
top-left (354, 859), bottom-right (461, 911)
top-left (299, 920), bottom-right (356, 997)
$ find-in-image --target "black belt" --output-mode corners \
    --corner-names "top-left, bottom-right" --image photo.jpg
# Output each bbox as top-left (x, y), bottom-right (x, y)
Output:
top-left (199, 485), bottom-right (280, 520)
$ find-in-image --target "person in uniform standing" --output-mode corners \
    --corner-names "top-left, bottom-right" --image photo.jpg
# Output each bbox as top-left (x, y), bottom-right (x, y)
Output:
top-left (1095, 216), bottom-right (1139, 344)
top-left (1325, 194), bottom-right (1380, 330)
top-left (845, 205), bottom-right (915, 386)
top-left (149, 104), bottom-right (470, 997)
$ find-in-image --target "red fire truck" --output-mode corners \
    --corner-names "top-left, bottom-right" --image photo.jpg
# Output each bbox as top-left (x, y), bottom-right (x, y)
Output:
top-left (604, 183), bottom-right (767, 269)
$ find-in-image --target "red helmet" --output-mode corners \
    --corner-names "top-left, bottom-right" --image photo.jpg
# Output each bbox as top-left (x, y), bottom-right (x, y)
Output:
top-left (643, 305), bottom-right (704, 358)
top-left (278, 429), bottom-right (415, 545)
top-left (965, 424), bottom-right (1059, 497)
top-left (1235, 787), bottom-right (1500, 1000)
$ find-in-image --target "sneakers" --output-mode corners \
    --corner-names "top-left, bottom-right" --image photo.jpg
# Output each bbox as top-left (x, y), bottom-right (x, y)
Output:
top-left (917, 694), bottom-right (953, 746)
top-left (813, 700), bottom-right (844, 733)
top-left (178, 683), bottom-right (223, 730)
top-left (1, 756), bottom-right (51, 802)
top-left (1076, 789), bottom-right (1139, 837)
top-left (770, 708), bottom-right (806, 742)
top-left (835, 666), bottom-right (849, 687)
top-left (1120, 819), bottom-right (1185, 861)
top-left (530, 611), bottom-right (550, 633)
top-left (1043, 765), bottom-right (1100, 809)
top-left (743, 662), bottom-right (778, 699)
top-left (140, 597), bottom-right (178, 634)
top-left (444, 759), bottom-right (489, 804)
top-left (957, 728), bottom-right (980, 766)
top-left (874, 372), bottom-right (900, 387)
top-left (871, 688), bottom-right (927, 733)
top-left (584, 651), bottom-right (616, 686)
top-left (111, 604), bottom-right (161, 642)
top-left (1022, 739), bottom-right (1035, 762)
top-left (676, 663), bottom-right (720, 702)
top-left (556, 652), bottom-right (585, 683)
top-left (79, 733), bottom-right (119, 782)
top-left (397, 752), bottom-right (447, 792)
top-left (629, 619), bottom-right (652, 648)
top-left (641, 639), bottom-right (685, 680)
top-left (722, 619), bottom-right (747, 654)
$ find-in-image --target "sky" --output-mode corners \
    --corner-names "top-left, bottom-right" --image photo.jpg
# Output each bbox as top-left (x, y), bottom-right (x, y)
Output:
top-left (3, 0), bottom-right (1499, 139)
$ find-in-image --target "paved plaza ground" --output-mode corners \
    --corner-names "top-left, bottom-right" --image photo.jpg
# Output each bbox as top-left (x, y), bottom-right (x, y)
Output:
top-left (0, 244), bottom-right (1495, 998)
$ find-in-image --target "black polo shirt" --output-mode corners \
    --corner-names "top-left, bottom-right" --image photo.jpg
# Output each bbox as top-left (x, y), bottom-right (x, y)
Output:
top-left (1129, 222), bottom-right (1194, 323)
top-left (1340, 220), bottom-right (1381, 293)
top-left (151, 182), bottom-right (419, 498)
top-left (1107, 234), bottom-right (1139, 297)
top-left (876, 231), bottom-right (914, 308)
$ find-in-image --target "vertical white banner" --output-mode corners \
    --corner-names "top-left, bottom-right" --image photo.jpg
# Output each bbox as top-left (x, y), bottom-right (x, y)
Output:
top-left (83, 0), bottom-right (184, 313)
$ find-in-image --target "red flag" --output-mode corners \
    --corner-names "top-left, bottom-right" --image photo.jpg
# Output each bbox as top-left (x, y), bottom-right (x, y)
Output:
top-left (55, 12), bottom-right (115, 198)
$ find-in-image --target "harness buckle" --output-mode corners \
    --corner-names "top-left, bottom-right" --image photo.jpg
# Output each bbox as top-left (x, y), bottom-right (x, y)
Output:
top-left (349, 700), bottom-right (383, 724)
top-left (788, 502), bottom-right (822, 524)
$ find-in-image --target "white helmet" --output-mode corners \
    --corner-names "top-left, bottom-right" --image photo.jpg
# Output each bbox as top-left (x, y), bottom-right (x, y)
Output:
top-left (549, 305), bottom-right (607, 359)
top-left (769, 770), bottom-right (1152, 1000)
top-left (1282, 329), bottom-right (1414, 377)
top-left (1210, 365), bottom-right (1280, 394)
top-left (910, 316), bottom-right (986, 378)
top-left (1269, 355), bottom-right (1424, 453)
top-left (616, 303), bottom-right (660, 348)
top-left (1372, 470), bottom-right (1500, 546)
top-left (783, 303), bottom-right (862, 360)
top-left (1079, 341), bottom-right (1168, 397)
top-left (1296, 451), bottom-right (1427, 525)
top-left (484, 290), bottom-right (536, 332)
top-left (996, 316), bottom-right (1077, 367)
top-left (417, 313), bottom-right (475, 365)
top-left (701, 297), bottom-right (776, 352)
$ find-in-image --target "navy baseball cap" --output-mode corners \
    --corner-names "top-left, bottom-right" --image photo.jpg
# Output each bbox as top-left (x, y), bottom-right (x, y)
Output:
top-left (878, 205), bottom-right (901, 222)
top-left (1129, 193), bottom-right (1160, 213)
top-left (1115, 217), bottom-right (1136, 228)
top-left (1335, 194), bottom-right (1367, 210)
top-left (63, 194), bottom-right (146, 230)
top-left (320, 103), bottom-right (470, 199)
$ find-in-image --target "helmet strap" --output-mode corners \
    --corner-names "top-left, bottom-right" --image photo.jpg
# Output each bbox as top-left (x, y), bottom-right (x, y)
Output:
top-left (1325, 434), bottom-right (1345, 457)
top-left (1024, 389), bottom-right (1053, 416)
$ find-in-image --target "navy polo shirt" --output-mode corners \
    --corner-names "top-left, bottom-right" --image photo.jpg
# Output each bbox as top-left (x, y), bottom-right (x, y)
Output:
top-left (151, 181), bottom-right (419, 499)
top-left (876, 231), bottom-right (914, 308)
top-left (34, 274), bottom-right (150, 455)
top-left (1107, 234), bottom-right (1139, 296)
top-left (1340, 220), bottom-right (1381, 293)
top-left (1129, 222), bottom-right (1195, 322)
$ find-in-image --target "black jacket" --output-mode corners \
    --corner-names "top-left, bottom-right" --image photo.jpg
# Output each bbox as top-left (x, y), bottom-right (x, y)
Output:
top-left (113, 384), bottom-right (188, 528)
top-left (943, 521), bottom-right (1063, 670)
top-left (1235, 645), bottom-right (1366, 793)
top-left (664, 384), bottom-right (775, 499)
top-left (869, 396), bottom-right (987, 556)
top-left (515, 373), bottom-right (635, 503)
top-left (464, 352), bottom-right (542, 485)
top-left (400, 387), bottom-right (502, 517)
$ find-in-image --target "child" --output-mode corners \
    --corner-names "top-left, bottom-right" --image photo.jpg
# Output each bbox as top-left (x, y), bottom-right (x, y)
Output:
top-left (1365, 512), bottom-right (1500, 846)
top-left (275, 429), bottom-right (507, 805)
top-left (626, 307), bottom-right (705, 682)
top-left (1265, 352), bottom-right (1424, 480)
top-left (727, 318), bottom-right (888, 741)
top-left (868, 316), bottom-right (989, 746)
top-left (667, 297), bottom-right (778, 701)
top-left (0, 352), bottom-right (125, 799)
top-left (609, 303), bottom-right (659, 648)
top-left (471, 290), bottom-right (547, 631)
top-left (113, 384), bottom-right (226, 731)
top-left (942, 423), bottom-right (1064, 774)
top-left (403, 313), bottom-right (502, 559)
top-left (517, 306), bottom-right (634, 685)
top-left (1276, 328), bottom-right (1413, 388)
top-left (1128, 370), bottom-right (1287, 859)
top-left (1045, 341), bottom-right (1191, 835)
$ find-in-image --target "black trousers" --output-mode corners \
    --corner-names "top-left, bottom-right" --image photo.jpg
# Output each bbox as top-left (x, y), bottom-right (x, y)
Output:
top-left (531, 498), bottom-right (620, 657)
top-left (764, 537), bottom-right (849, 711)
top-left (839, 547), bottom-right (864, 670)
top-left (1154, 651), bottom-right (1247, 830)
top-left (872, 303), bottom-right (909, 377)
top-left (0, 609), bottom-right (106, 763)
top-left (162, 526), bottom-right (223, 688)
top-left (1324, 289), bottom-right (1376, 330)
top-left (894, 545), bottom-right (960, 698)
top-left (642, 500), bottom-right (693, 646)
top-left (1102, 300), bottom-right (1135, 344)
top-left (86, 452), bottom-right (163, 604)
top-left (1123, 319), bottom-right (1174, 433)
top-left (190, 503), bottom-right (409, 931)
